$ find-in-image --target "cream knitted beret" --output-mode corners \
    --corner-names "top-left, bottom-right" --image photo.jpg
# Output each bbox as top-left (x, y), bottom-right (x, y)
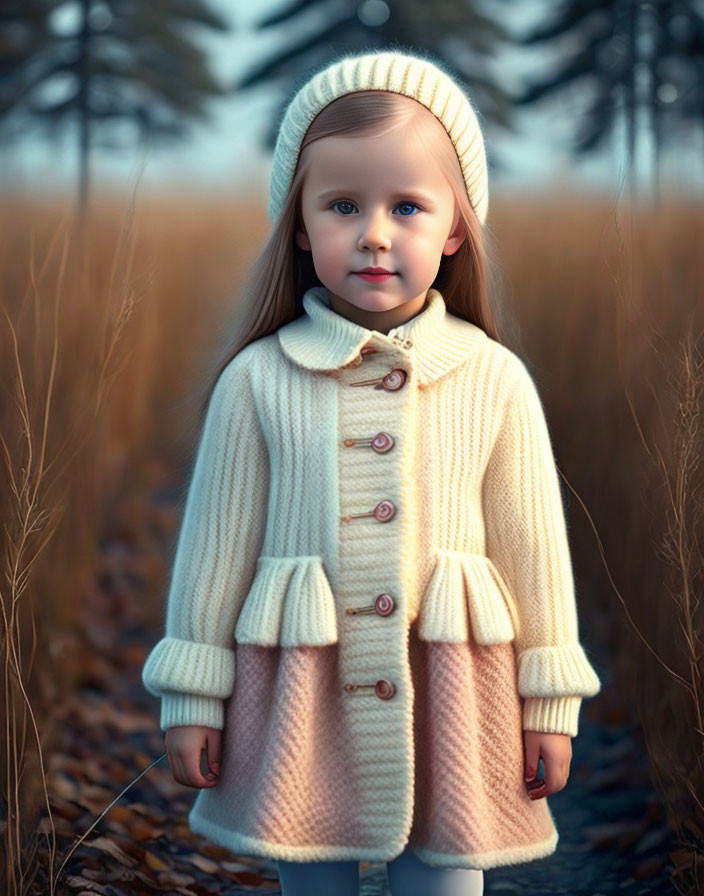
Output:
top-left (267, 50), bottom-right (489, 226)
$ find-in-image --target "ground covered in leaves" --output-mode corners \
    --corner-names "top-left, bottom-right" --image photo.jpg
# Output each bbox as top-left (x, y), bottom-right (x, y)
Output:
top-left (27, 485), bottom-right (681, 895)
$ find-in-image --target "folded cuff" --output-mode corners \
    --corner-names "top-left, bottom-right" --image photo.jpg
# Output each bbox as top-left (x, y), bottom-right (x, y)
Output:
top-left (142, 637), bottom-right (235, 699)
top-left (517, 642), bottom-right (602, 698)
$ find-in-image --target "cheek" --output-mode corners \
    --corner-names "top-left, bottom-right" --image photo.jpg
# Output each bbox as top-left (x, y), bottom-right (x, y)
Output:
top-left (309, 227), bottom-right (347, 265)
top-left (406, 228), bottom-right (445, 258)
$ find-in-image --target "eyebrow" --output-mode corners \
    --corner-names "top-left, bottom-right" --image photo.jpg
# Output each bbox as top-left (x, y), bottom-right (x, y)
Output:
top-left (315, 188), bottom-right (436, 205)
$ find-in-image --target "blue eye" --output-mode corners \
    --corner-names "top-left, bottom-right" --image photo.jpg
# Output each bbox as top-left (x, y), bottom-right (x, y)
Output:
top-left (395, 202), bottom-right (419, 216)
top-left (332, 200), bottom-right (357, 215)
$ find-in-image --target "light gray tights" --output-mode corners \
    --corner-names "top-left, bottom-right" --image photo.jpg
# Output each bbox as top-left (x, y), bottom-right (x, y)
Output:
top-left (277, 846), bottom-right (484, 896)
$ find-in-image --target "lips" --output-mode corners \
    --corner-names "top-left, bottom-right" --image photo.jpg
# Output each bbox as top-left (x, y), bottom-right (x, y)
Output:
top-left (355, 267), bottom-right (395, 282)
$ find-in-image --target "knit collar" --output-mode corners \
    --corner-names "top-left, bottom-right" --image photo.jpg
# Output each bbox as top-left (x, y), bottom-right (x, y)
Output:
top-left (277, 286), bottom-right (487, 385)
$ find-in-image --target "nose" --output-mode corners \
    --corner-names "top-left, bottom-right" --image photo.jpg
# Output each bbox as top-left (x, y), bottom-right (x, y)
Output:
top-left (358, 210), bottom-right (391, 252)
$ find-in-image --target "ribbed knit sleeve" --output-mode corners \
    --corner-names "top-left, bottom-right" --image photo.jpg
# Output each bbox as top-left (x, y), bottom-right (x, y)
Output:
top-left (482, 354), bottom-right (601, 737)
top-left (141, 349), bottom-right (269, 731)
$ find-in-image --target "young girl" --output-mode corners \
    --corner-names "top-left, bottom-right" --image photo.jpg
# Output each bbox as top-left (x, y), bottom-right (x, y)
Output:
top-left (141, 48), bottom-right (602, 896)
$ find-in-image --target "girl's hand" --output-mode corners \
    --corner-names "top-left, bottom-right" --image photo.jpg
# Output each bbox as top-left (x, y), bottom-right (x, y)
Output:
top-left (523, 729), bottom-right (572, 800)
top-left (164, 725), bottom-right (222, 789)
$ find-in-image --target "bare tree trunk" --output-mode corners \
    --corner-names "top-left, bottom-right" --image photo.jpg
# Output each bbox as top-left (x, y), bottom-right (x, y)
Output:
top-left (76, 0), bottom-right (92, 234)
top-left (646, 2), bottom-right (662, 208)
top-left (625, 0), bottom-right (638, 203)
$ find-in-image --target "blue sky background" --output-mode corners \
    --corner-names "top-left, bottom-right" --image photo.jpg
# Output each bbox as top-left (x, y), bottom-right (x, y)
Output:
top-left (2, 0), bottom-right (702, 203)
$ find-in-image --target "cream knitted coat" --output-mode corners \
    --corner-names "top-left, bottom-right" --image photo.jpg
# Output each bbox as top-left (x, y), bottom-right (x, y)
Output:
top-left (141, 285), bottom-right (602, 870)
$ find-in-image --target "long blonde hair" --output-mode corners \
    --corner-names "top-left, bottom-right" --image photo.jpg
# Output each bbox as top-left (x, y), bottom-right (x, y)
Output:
top-left (203, 89), bottom-right (510, 418)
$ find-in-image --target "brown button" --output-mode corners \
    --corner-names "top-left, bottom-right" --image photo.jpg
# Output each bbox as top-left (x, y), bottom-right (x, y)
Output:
top-left (371, 432), bottom-right (394, 453)
top-left (382, 369), bottom-right (407, 391)
top-left (373, 499), bottom-right (396, 522)
top-left (375, 679), bottom-right (396, 700)
top-left (375, 593), bottom-right (395, 616)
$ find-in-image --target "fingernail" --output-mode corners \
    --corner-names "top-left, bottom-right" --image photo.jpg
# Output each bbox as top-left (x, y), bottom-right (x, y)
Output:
top-left (525, 768), bottom-right (535, 780)
top-left (207, 773), bottom-right (217, 780)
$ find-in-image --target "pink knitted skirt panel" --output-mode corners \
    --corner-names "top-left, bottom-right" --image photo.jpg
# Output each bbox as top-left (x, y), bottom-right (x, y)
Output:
top-left (188, 622), bottom-right (556, 864)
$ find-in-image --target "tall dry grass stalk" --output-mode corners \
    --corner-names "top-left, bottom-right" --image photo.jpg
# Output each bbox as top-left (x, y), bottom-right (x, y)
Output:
top-left (607, 198), bottom-right (704, 896)
top-left (649, 330), bottom-right (704, 894)
top-left (492, 191), bottom-right (704, 892)
top-left (0, 195), bottom-right (146, 893)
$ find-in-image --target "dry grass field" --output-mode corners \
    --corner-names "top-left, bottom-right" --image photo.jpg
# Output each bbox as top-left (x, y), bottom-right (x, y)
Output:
top-left (0, 190), bottom-right (702, 893)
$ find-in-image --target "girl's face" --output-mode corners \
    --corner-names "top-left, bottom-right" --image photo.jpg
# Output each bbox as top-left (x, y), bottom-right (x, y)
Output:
top-left (295, 122), bottom-right (465, 328)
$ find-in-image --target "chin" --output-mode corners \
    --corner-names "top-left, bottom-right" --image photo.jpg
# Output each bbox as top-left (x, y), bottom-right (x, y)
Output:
top-left (350, 287), bottom-right (406, 306)
top-left (353, 296), bottom-right (405, 313)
